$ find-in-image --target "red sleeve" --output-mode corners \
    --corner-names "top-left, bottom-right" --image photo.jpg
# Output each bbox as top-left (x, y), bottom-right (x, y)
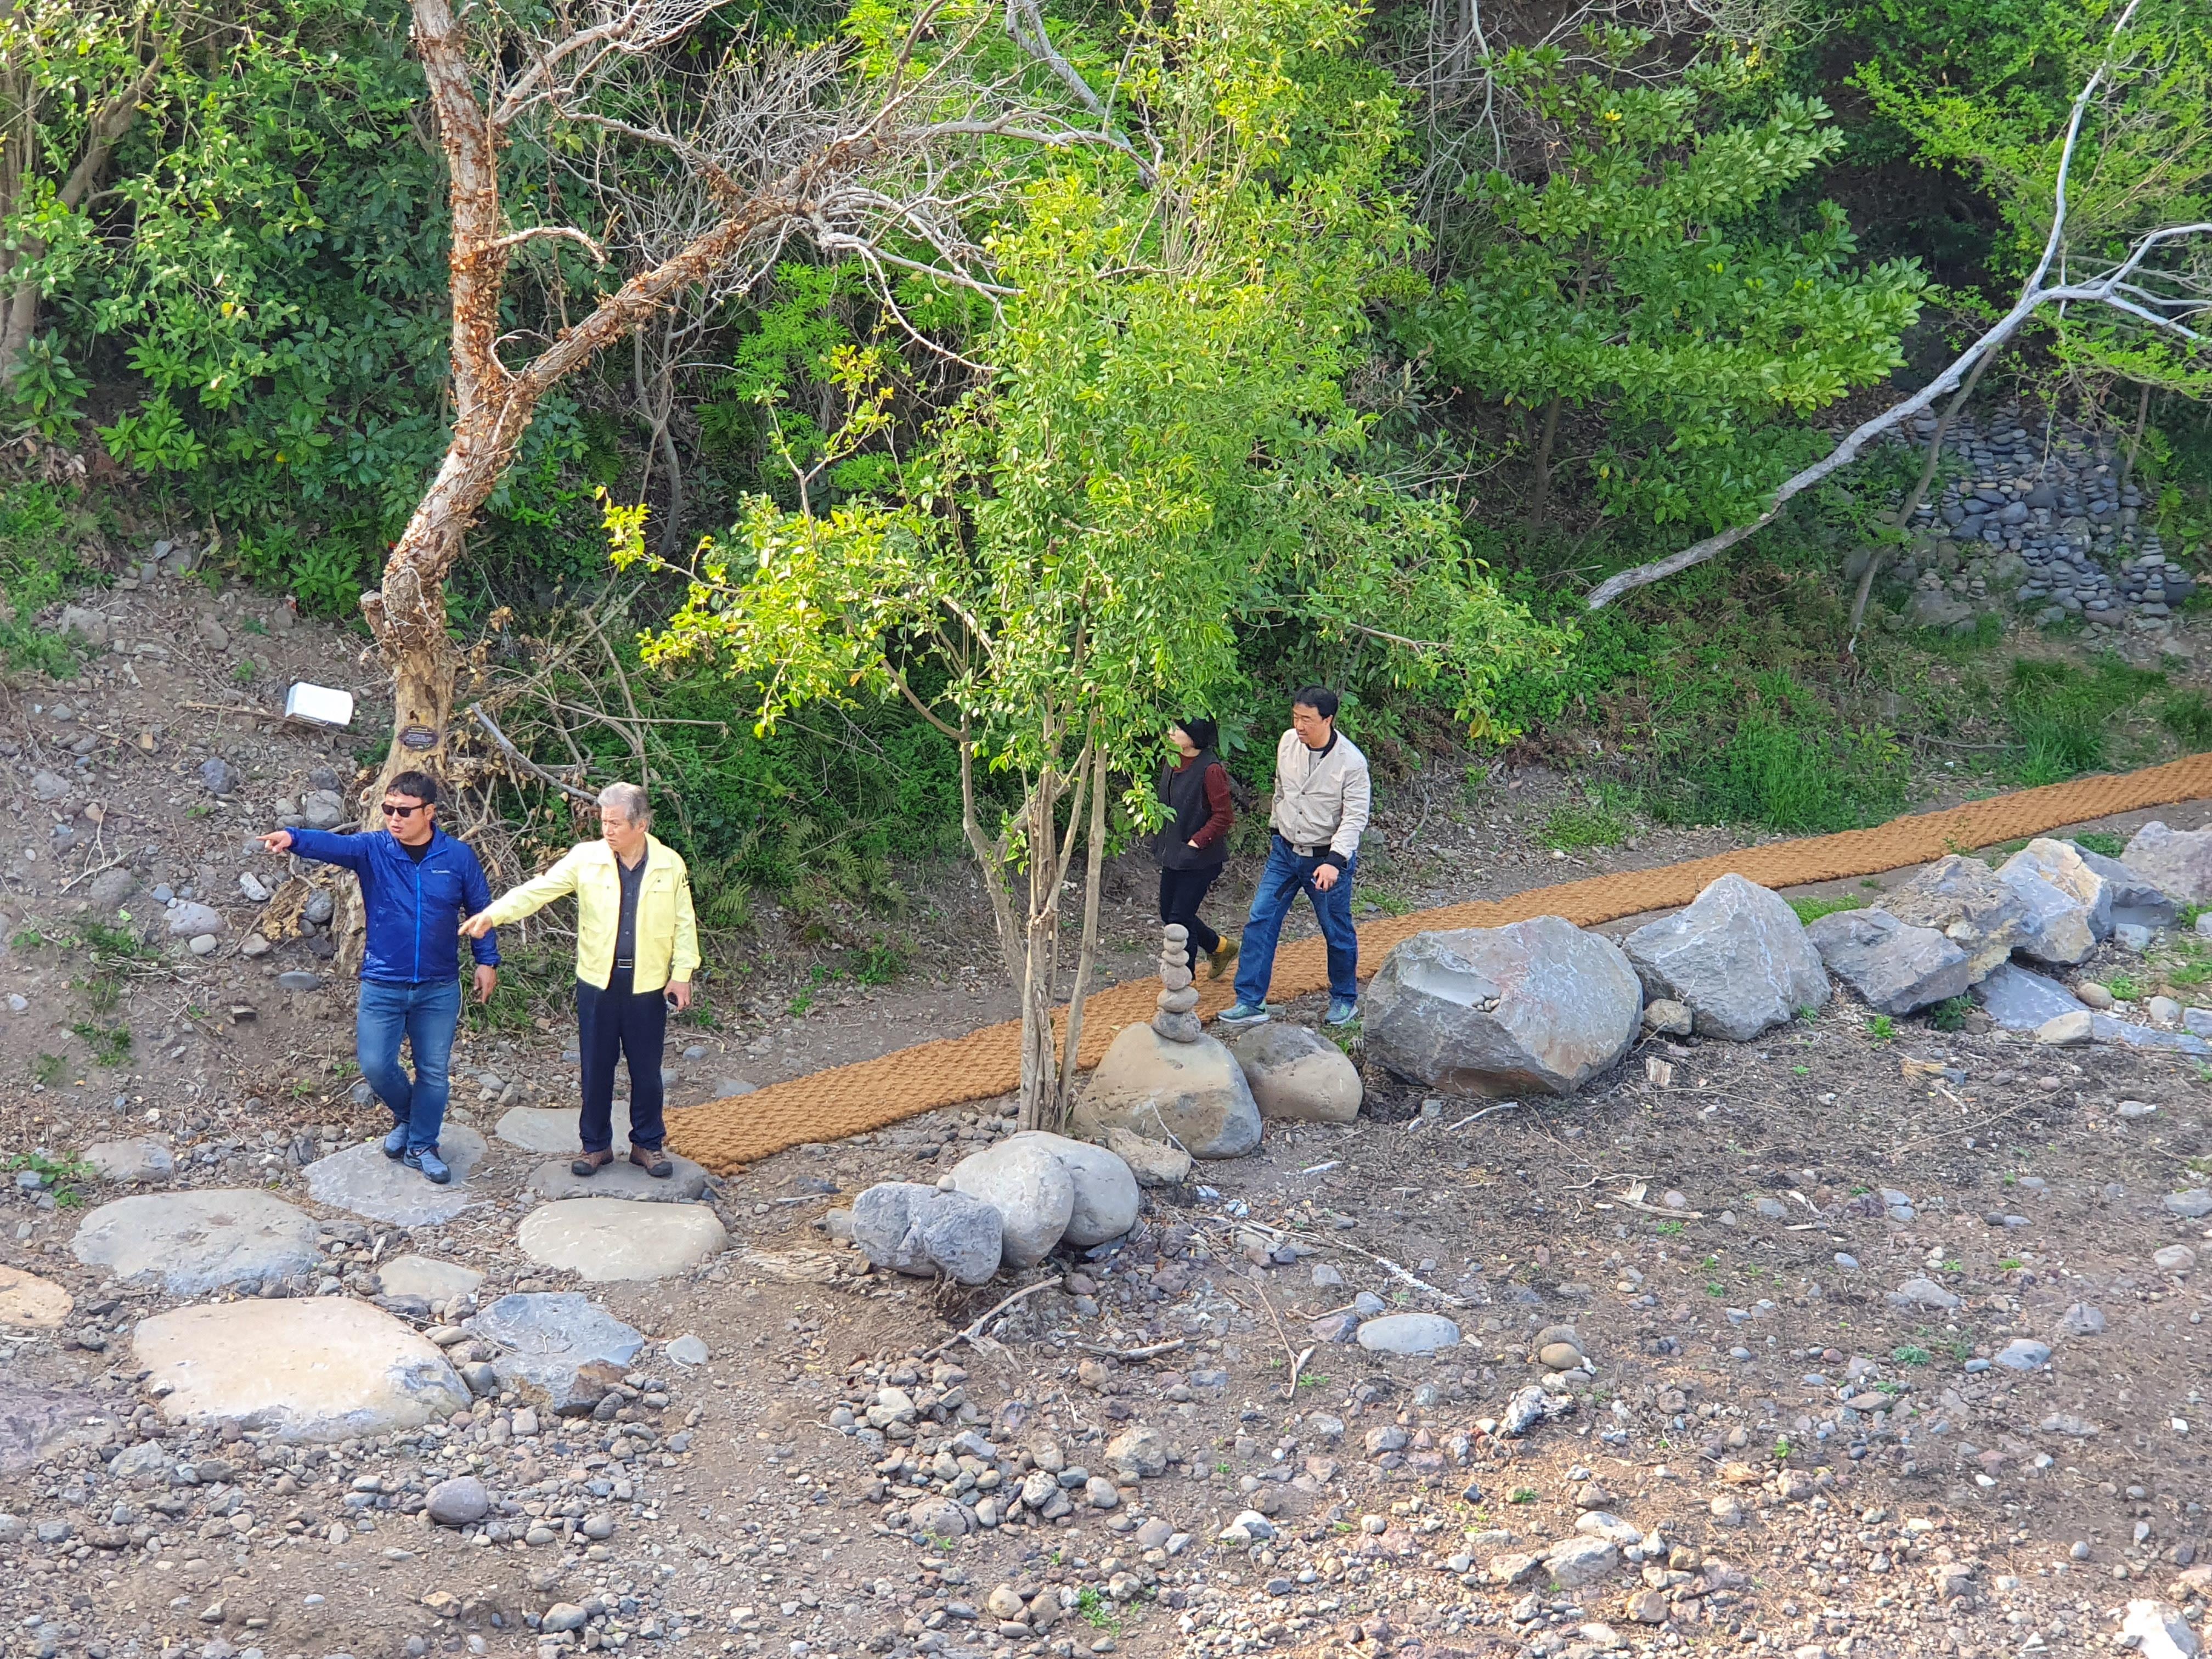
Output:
top-left (1188, 763), bottom-right (1234, 849)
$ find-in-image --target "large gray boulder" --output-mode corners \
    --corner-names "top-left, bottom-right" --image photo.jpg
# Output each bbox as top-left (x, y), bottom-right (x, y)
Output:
top-left (2072, 842), bottom-right (2179, 929)
top-left (2119, 822), bottom-right (2212, 908)
top-left (2001, 839), bottom-right (2115, 939)
top-left (947, 1138), bottom-right (1075, 1268)
top-left (849, 1183), bottom-right (1003, 1285)
top-left (1074, 1025), bottom-right (1263, 1159)
top-left (1992, 856), bottom-right (2097, 967)
top-left (1973, 963), bottom-right (2087, 1032)
top-left (1005, 1131), bottom-right (1139, 1248)
top-left (1362, 918), bottom-right (1641, 1097)
top-left (1222, 1023), bottom-right (1363, 1122)
top-left (1805, 909), bottom-right (1973, 1014)
top-left (1881, 855), bottom-right (2030, 979)
top-left (1620, 873), bottom-right (1829, 1041)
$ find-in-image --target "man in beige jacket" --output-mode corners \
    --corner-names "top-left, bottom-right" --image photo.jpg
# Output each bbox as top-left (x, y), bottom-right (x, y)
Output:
top-left (462, 783), bottom-right (698, 1177)
top-left (1218, 686), bottom-right (1370, 1028)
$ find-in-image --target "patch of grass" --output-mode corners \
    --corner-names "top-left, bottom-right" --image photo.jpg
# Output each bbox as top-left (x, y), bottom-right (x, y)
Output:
top-left (2160, 690), bottom-right (2212, 748)
top-left (788, 990), bottom-right (815, 1017)
top-left (1075, 1589), bottom-right (1121, 1633)
top-left (1539, 785), bottom-right (1636, 850)
top-left (1787, 894), bottom-right (1866, 925)
top-left (847, 939), bottom-right (907, 985)
top-left (69, 1022), bottom-right (132, 1065)
top-left (31, 1053), bottom-right (64, 1085)
top-left (1928, 994), bottom-right (1975, 1032)
top-left (1866, 1014), bottom-right (1896, 1043)
top-left (2071, 831), bottom-right (2126, 858)
top-left (1891, 1344), bottom-right (1933, 1366)
top-left (1655, 1220), bottom-right (1684, 1237)
top-left (2004, 657), bottom-right (2166, 785)
top-left (1510, 1488), bottom-right (1538, 1504)
top-left (1668, 686), bottom-right (1909, 833)
top-left (1771, 1436), bottom-right (1792, 1462)
top-left (2106, 974), bottom-right (2141, 1002)
top-left (7, 1151), bottom-right (97, 1208)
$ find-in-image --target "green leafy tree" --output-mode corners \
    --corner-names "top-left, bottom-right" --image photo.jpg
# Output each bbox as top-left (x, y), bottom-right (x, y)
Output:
top-left (0, 0), bottom-right (163, 411)
top-left (1397, 30), bottom-right (1928, 536)
top-left (610, 0), bottom-right (1556, 1128)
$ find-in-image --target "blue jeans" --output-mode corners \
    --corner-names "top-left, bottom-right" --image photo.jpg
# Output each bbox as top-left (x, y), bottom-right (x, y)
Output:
top-left (357, 978), bottom-right (462, 1152)
top-left (1234, 834), bottom-right (1359, 1008)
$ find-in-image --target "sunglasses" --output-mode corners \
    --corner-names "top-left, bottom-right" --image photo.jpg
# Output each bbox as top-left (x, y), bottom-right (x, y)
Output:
top-left (380, 802), bottom-right (428, 819)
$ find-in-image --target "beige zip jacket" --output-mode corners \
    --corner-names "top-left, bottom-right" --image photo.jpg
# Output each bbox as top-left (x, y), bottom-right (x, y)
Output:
top-left (1268, 728), bottom-right (1371, 867)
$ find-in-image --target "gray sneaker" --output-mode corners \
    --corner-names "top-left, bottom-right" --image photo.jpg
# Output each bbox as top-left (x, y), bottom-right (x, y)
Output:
top-left (1216, 1001), bottom-right (1271, 1026)
top-left (1324, 997), bottom-right (1359, 1026)
top-left (405, 1146), bottom-right (452, 1185)
top-left (382, 1122), bottom-right (408, 1159)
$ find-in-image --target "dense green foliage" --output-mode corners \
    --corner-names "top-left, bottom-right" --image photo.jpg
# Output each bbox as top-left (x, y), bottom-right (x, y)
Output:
top-left (2, 0), bottom-right (2208, 911)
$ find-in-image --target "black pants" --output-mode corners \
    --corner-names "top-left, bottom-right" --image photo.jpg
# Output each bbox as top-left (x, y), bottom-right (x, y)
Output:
top-left (576, 967), bottom-right (667, 1153)
top-left (1158, 865), bottom-right (1224, 970)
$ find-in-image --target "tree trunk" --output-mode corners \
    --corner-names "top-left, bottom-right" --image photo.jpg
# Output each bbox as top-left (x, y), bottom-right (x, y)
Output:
top-left (1054, 736), bottom-right (1110, 1117)
top-left (1527, 393), bottom-right (1562, 530)
top-left (2117, 381), bottom-right (2152, 497)
top-left (1846, 343), bottom-right (1997, 641)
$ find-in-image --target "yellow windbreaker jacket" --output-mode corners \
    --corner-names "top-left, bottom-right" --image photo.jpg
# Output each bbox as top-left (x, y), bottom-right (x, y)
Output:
top-left (478, 834), bottom-right (701, 991)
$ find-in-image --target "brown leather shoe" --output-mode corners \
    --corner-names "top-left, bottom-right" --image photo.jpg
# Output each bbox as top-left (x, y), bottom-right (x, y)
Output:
top-left (571, 1149), bottom-right (614, 1177)
top-left (629, 1146), bottom-right (674, 1179)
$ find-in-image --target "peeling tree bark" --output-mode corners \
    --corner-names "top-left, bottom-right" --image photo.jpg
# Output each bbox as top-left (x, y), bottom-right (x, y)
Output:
top-left (372, 0), bottom-right (885, 796)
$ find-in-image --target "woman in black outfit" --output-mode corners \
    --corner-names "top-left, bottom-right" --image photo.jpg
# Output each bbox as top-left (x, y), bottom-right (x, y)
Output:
top-left (1155, 718), bottom-right (1236, 977)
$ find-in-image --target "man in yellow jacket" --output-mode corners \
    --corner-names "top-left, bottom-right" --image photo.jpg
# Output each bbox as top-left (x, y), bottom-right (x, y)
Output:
top-left (462, 782), bottom-right (699, 1178)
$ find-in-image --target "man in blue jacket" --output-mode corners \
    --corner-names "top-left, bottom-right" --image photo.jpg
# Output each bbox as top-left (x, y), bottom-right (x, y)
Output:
top-left (259, 770), bottom-right (498, 1184)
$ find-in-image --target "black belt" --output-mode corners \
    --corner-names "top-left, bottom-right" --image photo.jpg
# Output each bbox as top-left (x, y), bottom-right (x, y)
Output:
top-left (1279, 834), bottom-right (1328, 858)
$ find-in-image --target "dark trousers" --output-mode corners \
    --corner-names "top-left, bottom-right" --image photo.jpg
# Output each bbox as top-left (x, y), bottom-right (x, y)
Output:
top-left (576, 967), bottom-right (667, 1153)
top-left (1158, 865), bottom-right (1223, 970)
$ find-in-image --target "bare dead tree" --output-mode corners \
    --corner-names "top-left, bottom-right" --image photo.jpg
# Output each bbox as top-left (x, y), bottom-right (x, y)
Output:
top-left (1584, 0), bottom-right (2210, 616)
top-left (364, 0), bottom-right (1122, 795)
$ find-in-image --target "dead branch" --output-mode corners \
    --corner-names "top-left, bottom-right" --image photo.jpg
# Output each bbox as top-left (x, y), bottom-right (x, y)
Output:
top-left (469, 703), bottom-right (601, 804)
top-left (921, 1276), bottom-right (1065, 1361)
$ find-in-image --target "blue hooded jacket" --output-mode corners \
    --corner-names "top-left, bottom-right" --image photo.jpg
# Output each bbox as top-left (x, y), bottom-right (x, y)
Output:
top-left (285, 826), bottom-right (500, 985)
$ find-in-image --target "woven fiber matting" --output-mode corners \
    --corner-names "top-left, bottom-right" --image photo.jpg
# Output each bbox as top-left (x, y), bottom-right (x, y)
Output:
top-left (667, 752), bottom-right (2212, 1173)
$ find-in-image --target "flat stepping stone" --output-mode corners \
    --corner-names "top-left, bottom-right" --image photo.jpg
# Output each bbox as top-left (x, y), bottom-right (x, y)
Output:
top-left (0, 1265), bottom-right (72, 1329)
top-left (1, 1386), bottom-right (121, 1477)
top-left (133, 1299), bottom-right (470, 1443)
top-left (304, 1126), bottom-right (489, 1226)
top-left (72, 1189), bottom-right (319, 1294)
top-left (375, 1255), bottom-right (484, 1304)
top-left (497, 1105), bottom-right (628, 1156)
top-left (526, 1154), bottom-right (708, 1203)
top-left (518, 1197), bottom-right (727, 1282)
top-left (465, 1292), bottom-right (644, 1412)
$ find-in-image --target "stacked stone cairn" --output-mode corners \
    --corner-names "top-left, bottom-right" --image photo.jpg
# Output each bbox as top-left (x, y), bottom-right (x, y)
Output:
top-left (1153, 923), bottom-right (1203, 1042)
top-left (1880, 407), bottom-right (2194, 639)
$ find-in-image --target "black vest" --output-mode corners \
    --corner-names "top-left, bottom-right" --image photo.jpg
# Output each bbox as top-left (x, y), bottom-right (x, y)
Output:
top-left (1155, 751), bottom-right (1227, 871)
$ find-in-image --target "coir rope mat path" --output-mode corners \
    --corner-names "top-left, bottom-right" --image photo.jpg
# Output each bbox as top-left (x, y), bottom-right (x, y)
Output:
top-left (667, 751), bottom-right (2212, 1174)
